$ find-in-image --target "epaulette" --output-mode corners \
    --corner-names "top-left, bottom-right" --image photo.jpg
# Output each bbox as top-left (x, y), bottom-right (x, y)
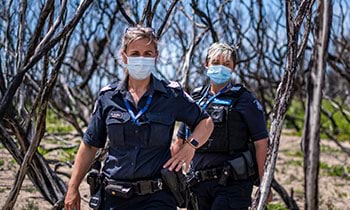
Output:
top-left (99, 82), bottom-right (118, 95)
top-left (167, 81), bottom-right (182, 89)
top-left (229, 84), bottom-right (246, 98)
top-left (230, 84), bottom-right (243, 92)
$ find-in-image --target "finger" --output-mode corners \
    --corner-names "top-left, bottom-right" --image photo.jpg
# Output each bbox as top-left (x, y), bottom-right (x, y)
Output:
top-left (183, 162), bottom-right (189, 173)
top-left (168, 160), bottom-right (177, 171)
top-left (169, 158), bottom-right (183, 171)
top-left (175, 160), bottom-right (185, 172)
top-left (163, 157), bottom-right (174, 168)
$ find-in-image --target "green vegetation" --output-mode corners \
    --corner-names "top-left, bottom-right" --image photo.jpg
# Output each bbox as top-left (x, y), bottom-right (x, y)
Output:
top-left (285, 99), bottom-right (350, 141)
top-left (37, 146), bottom-right (48, 156)
top-left (286, 159), bottom-right (303, 167)
top-left (24, 186), bottom-right (37, 193)
top-left (37, 145), bottom-right (78, 162)
top-left (22, 200), bottom-right (39, 210)
top-left (285, 150), bottom-right (303, 157)
top-left (58, 146), bottom-right (79, 162)
top-left (267, 202), bottom-right (288, 210)
top-left (46, 109), bottom-right (74, 133)
top-left (322, 100), bottom-right (350, 141)
top-left (319, 162), bottom-right (350, 180)
top-left (320, 144), bottom-right (340, 153)
top-left (0, 159), bottom-right (4, 167)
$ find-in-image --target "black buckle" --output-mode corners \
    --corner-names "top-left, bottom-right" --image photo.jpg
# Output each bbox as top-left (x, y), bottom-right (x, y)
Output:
top-left (156, 179), bottom-right (163, 190)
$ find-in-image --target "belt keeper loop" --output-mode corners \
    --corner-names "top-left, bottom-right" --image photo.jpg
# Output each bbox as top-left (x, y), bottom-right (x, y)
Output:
top-left (212, 168), bottom-right (218, 179)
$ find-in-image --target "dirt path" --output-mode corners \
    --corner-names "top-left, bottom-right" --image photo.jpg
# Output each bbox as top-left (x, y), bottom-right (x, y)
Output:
top-left (0, 133), bottom-right (349, 209)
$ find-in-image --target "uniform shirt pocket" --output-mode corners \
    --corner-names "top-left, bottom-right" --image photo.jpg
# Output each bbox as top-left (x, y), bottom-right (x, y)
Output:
top-left (106, 111), bottom-right (130, 147)
top-left (147, 113), bottom-right (174, 147)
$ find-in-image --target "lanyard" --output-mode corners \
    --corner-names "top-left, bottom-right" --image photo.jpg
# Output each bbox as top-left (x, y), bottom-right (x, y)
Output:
top-left (185, 83), bottom-right (231, 138)
top-left (198, 83), bottom-right (232, 109)
top-left (123, 94), bottom-right (153, 126)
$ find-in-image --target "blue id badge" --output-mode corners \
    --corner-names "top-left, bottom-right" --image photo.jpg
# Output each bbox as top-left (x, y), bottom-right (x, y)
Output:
top-left (212, 98), bottom-right (232, 106)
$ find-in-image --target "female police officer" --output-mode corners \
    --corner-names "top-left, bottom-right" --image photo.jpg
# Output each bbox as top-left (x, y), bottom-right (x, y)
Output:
top-left (64, 26), bottom-right (213, 210)
top-left (175, 42), bottom-right (271, 210)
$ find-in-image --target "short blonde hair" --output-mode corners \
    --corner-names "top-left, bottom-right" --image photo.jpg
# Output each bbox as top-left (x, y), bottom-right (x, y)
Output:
top-left (122, 26), bottom-right (158, 53)
top-left (206, 42), bottom-right (237, 64)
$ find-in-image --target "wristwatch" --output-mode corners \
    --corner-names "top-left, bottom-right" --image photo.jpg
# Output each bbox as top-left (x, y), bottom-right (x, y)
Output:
top-left (185, 138), bottom-right (199, 149)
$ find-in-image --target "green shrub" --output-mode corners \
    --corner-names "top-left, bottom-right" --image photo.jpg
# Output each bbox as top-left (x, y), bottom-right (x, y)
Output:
top-left (46, 109), bottom-right (74, 133)
top-left (267, 202), bottom-right (288, 210)
top-left (285, 99), bottom-right (350, 141)
top-left (319, 162), bottom-right (350, 180)
top-left (22, 200), bottom-right (39, 210)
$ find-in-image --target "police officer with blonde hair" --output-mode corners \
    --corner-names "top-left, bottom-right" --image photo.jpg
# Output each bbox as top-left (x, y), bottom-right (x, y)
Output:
top-left (175, 42), bottom-right (272, 210)
top-left (64, 26), bottom-right (214, 210)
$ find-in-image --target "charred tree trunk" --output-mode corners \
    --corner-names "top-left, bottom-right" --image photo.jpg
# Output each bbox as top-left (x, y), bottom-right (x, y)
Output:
top-left (302, 0), bottom-right (332, 209)
top-left (252, 1), bottom-right (315, 209)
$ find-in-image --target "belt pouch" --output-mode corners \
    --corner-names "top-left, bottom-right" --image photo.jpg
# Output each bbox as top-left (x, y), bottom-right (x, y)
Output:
top-left (228, 156), bottom-right (248, 180)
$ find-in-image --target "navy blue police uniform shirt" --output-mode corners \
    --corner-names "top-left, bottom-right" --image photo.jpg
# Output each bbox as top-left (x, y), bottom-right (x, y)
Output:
top-left (177, 83), bottom-right (269, 170)
top-left (83, 75), bottom-right (209, 181)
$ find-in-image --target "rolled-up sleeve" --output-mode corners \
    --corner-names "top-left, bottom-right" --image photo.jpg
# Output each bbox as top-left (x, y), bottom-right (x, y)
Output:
top-left (83, 97), bottom-right (107, 148)
top-left (174, 89), bottom-right (209, 131)
top-left (176, 122), bottom-right (187, 139)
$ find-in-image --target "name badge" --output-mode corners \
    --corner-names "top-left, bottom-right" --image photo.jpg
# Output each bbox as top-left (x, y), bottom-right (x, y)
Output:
top-left (110, 111), bottom-right (130, 122)
top-left (212, 98), bottom-right (232, 106)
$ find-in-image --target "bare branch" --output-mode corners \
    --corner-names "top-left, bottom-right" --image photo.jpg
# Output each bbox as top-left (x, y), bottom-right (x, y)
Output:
top-left (116, 0), bottom-right (136, 26)
top-left (156, 0), bottom-right (179, 38)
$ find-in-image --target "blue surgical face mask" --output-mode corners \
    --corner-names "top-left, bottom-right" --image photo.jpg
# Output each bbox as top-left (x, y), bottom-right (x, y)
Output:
top-left (206, 65), bottom-right (232, 85)
top-left (126, 56), bottom-right (156, 80)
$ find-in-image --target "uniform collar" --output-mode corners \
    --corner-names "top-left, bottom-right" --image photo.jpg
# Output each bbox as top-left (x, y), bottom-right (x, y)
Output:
top-left (112, 74), bottom-right (167, 96)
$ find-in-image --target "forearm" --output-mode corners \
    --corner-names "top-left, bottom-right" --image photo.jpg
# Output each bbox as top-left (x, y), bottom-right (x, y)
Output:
top-left (187, 117), bottom-right (214, 148)
top-left (254, 138), bottom-right (268, 179)
top-left (68, 142), bottom-right (98, 189)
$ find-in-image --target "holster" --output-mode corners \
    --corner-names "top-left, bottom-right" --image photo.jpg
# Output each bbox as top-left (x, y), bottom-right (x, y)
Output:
top-left (161, 168), bottom-right (190, 208)
top-left (89, 185), bottom-right (102, 209)
top-left (187, 191), bottom-right (199, 210)
top-left (87, 161), bottom-right (102, 209)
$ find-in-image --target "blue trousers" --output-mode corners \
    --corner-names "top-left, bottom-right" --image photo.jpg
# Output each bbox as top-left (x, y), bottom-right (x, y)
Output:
top-left (191, 179), bottom-right (253, 210)
top-left (100, 188), bottom-right (177, 210)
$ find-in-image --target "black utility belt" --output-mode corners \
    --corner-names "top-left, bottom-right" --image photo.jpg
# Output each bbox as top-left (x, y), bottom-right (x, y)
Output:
top-left (188, 150), bottom-right (257, 187)
top-left (103, 178), bottom-right (164, 198)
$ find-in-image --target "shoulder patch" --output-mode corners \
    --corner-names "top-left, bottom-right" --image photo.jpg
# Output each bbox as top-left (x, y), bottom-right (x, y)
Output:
top-left (167, 81), bottom-right (181, 89)
top-left (253, 99), bottom-right (264, 112)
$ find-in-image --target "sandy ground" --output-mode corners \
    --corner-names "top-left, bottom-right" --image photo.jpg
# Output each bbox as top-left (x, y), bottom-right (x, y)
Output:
top-left (0, 132), bottom-right (349, 210)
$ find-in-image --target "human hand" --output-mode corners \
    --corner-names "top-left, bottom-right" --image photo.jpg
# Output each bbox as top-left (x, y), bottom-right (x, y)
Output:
top-left (170, 139), bottom-right (183, 156)
top-left (64, 187), bottom-right (81, 210)
top-left (163, 142), bottom-right (195, 173)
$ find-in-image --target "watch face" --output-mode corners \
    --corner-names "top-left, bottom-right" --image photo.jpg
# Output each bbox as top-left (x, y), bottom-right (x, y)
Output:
top-left (190, 138), bottom-right (199, 147)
